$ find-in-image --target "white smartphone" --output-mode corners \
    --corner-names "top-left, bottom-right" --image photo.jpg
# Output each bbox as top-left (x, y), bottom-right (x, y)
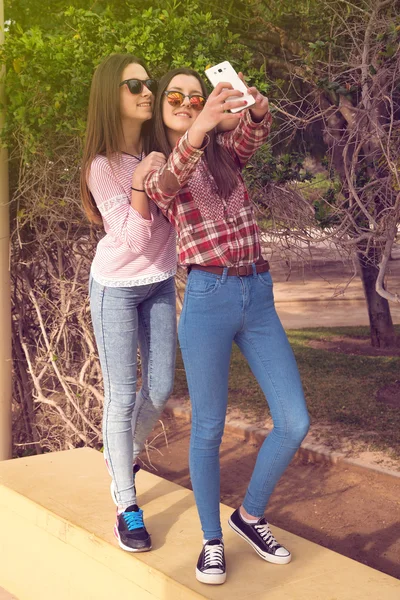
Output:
top-left (205, 61), bottom-right (255, 113)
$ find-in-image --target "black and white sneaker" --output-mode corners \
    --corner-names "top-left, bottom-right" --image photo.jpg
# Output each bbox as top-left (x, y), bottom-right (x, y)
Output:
top-left (110, 463), bottom-right (141, 506)
top-left (196, 539), bottom-right (226, 585)
top-left (228, 508), bottom-right (291, 564)
top-left (114, 504), bottom-right (151, 552)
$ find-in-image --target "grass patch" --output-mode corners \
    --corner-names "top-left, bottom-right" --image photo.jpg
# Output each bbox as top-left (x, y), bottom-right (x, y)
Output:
top-left (173, 326), bottom-right (400, 458)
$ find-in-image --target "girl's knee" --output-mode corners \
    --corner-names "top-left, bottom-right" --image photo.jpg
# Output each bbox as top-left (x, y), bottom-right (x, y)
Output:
top-left (273, 411), bottom-right (310, 445)
top-left (106, 392), bottom-right (136, 419)
top-left (291, 412), bottom-right (310, 443)
top-left (192, 419), bottom-right (225, 447)
top-left (148, 381), bottom-right (174, 409)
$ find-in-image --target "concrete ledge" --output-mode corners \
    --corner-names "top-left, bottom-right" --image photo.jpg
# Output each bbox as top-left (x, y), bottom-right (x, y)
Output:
top-left (0, 448), bottom-right (399, 600)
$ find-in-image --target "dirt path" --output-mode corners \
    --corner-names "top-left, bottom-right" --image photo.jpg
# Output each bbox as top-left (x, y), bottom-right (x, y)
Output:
top-left (142, 416), bottom-right (400, 580)
top-left (268, 244), bottom-right (400, 329)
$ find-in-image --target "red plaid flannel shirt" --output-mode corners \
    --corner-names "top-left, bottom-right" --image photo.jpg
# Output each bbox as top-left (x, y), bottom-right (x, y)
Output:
top-left (144, 109), bottom-right (272, 267)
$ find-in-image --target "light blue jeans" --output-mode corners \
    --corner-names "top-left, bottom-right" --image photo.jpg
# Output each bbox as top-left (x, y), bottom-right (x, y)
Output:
top-left (178, 267), bottom-right (310, 540)
top-left (89, 275), bottom-right (177, 508)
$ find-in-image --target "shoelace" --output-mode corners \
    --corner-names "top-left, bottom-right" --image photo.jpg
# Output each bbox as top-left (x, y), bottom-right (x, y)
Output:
top-left (204, 543), bottom-right (224, 568)
top-left (123, 509), bottom-right (144, 531)
top-left (255, 522), bottom-right (279, 548)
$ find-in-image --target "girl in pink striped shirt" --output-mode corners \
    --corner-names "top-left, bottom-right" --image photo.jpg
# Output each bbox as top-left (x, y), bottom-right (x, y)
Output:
top-left (80, 54), bottom-right (177, 553)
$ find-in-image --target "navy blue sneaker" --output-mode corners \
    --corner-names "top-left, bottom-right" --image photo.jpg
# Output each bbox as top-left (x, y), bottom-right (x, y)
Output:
top-left (228, 508), bottom-right (291, 564)
top-left (114, 504), bottom-right (151, 552)
top-left (196, 539), bottom-right (226, 585)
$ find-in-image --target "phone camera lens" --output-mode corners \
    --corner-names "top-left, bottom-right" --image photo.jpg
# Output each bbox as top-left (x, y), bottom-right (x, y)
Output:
top-left (218, 68), bottom-right (223, 72)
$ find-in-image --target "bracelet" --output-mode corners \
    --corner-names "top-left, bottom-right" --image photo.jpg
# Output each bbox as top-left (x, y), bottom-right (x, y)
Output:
top-left (131, 186), bottom-right (145, 193)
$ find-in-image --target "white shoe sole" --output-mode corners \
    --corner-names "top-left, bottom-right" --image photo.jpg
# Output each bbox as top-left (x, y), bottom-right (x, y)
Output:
top-left (113, 525), bottom-right (151, 553)
top-left (196, 568), bottom-right (226, 585)
top-left (110, 480), bottom-right (118, 506)
top-left (228, 518), bottom-right (292, 565)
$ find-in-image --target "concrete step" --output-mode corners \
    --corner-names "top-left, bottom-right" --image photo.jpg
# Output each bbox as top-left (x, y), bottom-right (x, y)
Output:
top-left (0, 448), bottom-right (399, 599)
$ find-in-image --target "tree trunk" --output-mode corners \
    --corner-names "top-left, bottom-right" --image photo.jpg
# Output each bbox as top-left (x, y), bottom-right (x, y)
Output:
top-left (357, 244), bottom-right (397, 348)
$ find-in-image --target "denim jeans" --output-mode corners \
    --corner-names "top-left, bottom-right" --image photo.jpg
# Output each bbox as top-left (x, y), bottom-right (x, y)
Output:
top-left (89, 275), bottom-right (176, 508)
top-left (178, 267), bottom-right (310, 540)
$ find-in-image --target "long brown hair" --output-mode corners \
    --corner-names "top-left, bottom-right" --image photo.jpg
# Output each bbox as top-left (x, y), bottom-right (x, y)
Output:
top-left (80, 54), bottom-right (152, 224)
top-left (147, 67), bottom-right (239, 199)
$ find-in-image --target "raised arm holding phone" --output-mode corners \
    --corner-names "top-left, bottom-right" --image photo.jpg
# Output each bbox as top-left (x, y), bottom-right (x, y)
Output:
top-left (144, 65), bottom-right (310, 586)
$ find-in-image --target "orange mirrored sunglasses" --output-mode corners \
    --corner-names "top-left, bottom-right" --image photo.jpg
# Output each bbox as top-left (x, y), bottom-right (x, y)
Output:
top-left (164, 90), bottom-right (206, 111)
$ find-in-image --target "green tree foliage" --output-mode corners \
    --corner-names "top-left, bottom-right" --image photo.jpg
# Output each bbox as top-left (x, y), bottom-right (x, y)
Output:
top-left (5, 0), bottom-right (128, 30)
top-left (2, 3), bottom-right (267, 160)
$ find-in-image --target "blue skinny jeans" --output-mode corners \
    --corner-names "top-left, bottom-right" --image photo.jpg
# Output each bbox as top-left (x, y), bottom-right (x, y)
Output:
top-left (178, 267), bottom-right (310, 540)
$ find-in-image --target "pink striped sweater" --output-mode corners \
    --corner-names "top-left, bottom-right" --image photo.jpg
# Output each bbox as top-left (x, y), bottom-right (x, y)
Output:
top-left (88, 153), bottom-right (177, 287)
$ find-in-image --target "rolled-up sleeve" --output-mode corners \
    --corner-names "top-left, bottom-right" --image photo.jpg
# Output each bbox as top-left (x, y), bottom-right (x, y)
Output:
top-left (144, 131), bottom-right (209, 216)
top-left (217, 109), bottom-right (272, 167)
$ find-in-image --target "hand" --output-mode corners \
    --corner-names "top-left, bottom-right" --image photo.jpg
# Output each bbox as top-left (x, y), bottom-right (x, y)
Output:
top-left (189, 82), bottom-right (247, 140)
top-left (217, 114), bottom-right (241, 132)
top-left (238, 73), bottom-right (269, 122)
top-left (132, 152), bottom-right (166, 188)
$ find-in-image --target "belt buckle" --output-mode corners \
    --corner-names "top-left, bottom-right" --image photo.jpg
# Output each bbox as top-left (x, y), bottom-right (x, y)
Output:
top-left (236, 265), bottom-right (248, 277)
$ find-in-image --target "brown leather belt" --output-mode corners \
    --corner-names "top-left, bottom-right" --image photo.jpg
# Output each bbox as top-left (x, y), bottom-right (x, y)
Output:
top-left (189, 259), bottom-right (270, 277)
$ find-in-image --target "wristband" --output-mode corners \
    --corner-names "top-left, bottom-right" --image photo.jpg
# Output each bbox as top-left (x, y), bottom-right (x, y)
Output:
top-left (131, 186), bottom-right (145, 193)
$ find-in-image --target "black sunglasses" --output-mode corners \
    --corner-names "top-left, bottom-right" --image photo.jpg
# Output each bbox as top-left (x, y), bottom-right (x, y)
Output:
top-left (119, 78), bottom-right (158, 95)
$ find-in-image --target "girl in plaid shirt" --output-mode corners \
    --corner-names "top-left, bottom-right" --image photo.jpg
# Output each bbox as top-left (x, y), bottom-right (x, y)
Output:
top-left (144, 68), bottom-right (310, 585)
